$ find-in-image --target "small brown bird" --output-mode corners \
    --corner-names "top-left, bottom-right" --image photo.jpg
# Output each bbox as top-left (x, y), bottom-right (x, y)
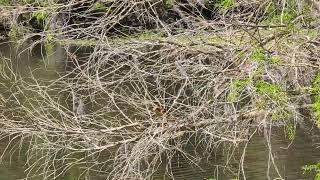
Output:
top-left (153, 106), bottom-right (166, 116)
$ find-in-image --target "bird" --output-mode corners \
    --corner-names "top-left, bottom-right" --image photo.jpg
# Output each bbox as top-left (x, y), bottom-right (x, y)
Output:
top-left (153, 106), bottom-right (166, 116)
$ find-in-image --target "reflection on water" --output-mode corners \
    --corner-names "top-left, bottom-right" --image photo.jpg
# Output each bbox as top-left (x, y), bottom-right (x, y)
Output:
top-left (242, 129), bottom-right (319, 180)
top-left (152, 129), bottom-right (320, 180)
top-left (0, 41), bottom-right (319, 180)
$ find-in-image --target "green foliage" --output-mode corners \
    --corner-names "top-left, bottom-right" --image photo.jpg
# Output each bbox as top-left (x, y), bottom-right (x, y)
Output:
top-left (164, 0), bottom-right (175, 9)
top-left (32, 10), bottom-right (48, 22)
top-left (46, 33), bottom-right (55, 43)
top-left (8, 25), bottom-right (29, 41)
top-left (265, 0), bottom-right (297, 25)
top-left (255, 81), bottom-right (287, 101)
top-left (255, 81), bottom-right (293, 124)
top-left (215, 0), bottom-right (235, 10)
top-left (256, 81), bottom-right (281, 96)
top-left (271, 11), bottom-right (296, 25)
top-left (312, 73), bottom-right (320, 128)
top-left (44, 33), bottom-right (55, 52)
top-left (228, 79), bottom-right (252, 102)
top-left (271, 108), bottom-right (293, 121)
top-left (270, 56), bottom-right (282, 64)
top-left (251, 48), bottom-right (281, 65)
top-left (264, 0), bottom-right (314, 28)
top-left (302, 162), bottom-right (320, 180)
top-left (312, 73), bottom-right (320, 94)
top-left (0, 0), bottom-right (10, 5)
top-left (251, 48), bottom-right (267, 63)
top-left (285, 124), bottom-right (295, 140)
top-left (314, 97), bottom-right (320, 128)
top-left (92, 1), bottom-right (107, 11)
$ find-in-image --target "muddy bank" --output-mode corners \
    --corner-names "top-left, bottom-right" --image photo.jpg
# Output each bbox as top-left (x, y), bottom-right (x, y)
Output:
top-left (0, 0), bottom-right (275, 40)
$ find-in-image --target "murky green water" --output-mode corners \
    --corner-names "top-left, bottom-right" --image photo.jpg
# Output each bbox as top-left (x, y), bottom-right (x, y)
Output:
top-left (0, 41), bottom-right (319, 180)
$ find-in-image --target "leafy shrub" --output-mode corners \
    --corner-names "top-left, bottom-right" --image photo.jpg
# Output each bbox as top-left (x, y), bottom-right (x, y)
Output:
top-left (303, 162), bottom-right (320, 180)
top-left (312, 73), bottom-right (320, 128)
top-left (228, 79), bottom-right (252, 102)
top-left (0, 0), bottom-right (10, 5)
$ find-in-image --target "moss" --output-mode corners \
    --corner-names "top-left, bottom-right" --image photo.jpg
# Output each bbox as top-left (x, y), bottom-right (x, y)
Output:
top-left (134, 31), bottom-right (164, 41)
top-left (58, 39), bottom-right (98, 46)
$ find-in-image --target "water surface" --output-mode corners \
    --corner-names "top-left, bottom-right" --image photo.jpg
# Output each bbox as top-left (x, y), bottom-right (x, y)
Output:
top-left (0, 41), bottom-right (319, 180)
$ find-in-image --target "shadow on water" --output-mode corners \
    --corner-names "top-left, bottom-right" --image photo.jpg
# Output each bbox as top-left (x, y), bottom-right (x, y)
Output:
top-left (152, 128), bottom-right (320, 180)
top-left (0, 41), bottom-right (319, 180)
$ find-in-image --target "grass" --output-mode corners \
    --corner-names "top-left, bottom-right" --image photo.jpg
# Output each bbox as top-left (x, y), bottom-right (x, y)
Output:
top-left (303, 162), bottom-right (320, 180)
top-left (216, 0), bottom-right (235, 10)
top-left (312, 73), bottom-right (320, 128)
top-left (255, 81), bottom-right (284, 100)
top-left (228, 79), bottom-right (252, 102)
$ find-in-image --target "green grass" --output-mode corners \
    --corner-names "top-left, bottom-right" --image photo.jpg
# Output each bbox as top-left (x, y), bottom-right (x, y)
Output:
top-left (302, 162), bottom-right (320, 180)
top-left (255, 80), bottom-right (292, 116)
top-left (263, 0), bottom-right (315, 29)
top-left (216, 0), bottom-right (235, 10)
top-left (255, 81), bottom-right (288, 104)
top-left (228, 79), bottom-right (252, 102)
top-left (312, 73), bottom-right (320, 128)
top-left (251, 48), bottom-right (281, 65)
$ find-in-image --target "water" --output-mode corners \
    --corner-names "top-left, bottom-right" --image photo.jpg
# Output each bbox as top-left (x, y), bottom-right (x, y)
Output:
top-left (0, 41), bottom-right (319, 180)
top-left (151, 129), bottom-right (320, 180)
